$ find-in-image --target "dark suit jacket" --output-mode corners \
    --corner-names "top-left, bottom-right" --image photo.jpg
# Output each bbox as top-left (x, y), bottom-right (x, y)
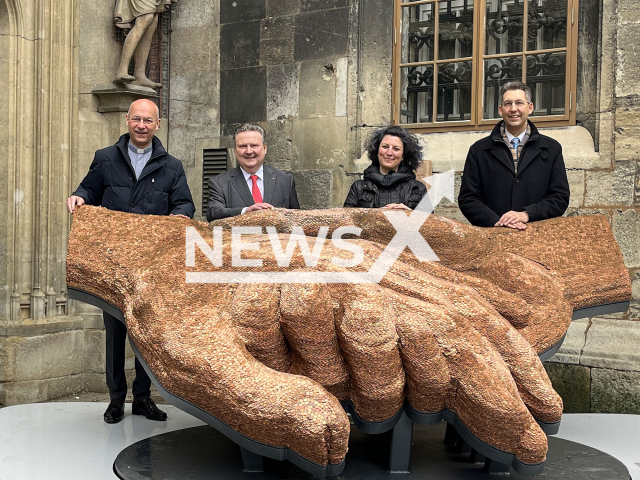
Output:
top-left (458, 121), bottom-right (570, 227)
top-left (207, 165), bottom-right (300, 221)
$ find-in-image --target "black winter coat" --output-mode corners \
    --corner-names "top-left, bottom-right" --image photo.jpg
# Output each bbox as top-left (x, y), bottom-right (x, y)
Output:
top-left (344, 163), bottom-right (428, 209)
top-left (73, 134), bottom-right (195, 218)
top-left (458, 121), bottom-right (570, 227)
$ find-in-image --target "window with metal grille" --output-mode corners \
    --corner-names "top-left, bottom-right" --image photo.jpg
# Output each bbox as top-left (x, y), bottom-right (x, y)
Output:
top-left (202, 149), bottom-right (229, 215)
top-left (392, 0), bottom-right (578, 132)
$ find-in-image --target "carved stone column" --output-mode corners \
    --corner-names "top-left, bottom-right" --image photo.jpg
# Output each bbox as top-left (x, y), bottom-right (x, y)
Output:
top-left (0, 0), bottom-right (83, 406)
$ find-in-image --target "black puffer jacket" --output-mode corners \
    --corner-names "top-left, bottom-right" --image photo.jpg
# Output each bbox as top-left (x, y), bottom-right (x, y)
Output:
top-left (73, 134), bottom-right (195, 218)
top-left (344, 163), bottom-right (428, 209)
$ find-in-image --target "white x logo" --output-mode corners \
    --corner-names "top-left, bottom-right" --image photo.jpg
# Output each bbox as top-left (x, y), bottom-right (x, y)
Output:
top-left (365, 193), bottom-right (439, 282)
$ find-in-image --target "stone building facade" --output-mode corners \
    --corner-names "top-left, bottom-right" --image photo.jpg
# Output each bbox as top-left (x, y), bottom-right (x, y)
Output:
top-left (0, 0), bottom-right (638, 412)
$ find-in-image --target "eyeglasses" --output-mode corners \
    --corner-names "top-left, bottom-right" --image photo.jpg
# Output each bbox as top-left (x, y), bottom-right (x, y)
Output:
top-left (501, 101), bottom-right (530, 108)
top-left (129, 117), bottom-right (156, 126)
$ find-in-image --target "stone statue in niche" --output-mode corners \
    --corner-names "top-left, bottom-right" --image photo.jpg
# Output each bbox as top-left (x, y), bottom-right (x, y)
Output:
top-left (113, 0), bottom-right (177, 89)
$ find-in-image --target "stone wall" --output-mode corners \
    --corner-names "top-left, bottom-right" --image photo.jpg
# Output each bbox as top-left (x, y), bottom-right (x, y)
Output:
top-left (168, 0), bottom-right (220, 218)
top-left (0, 0), bottom-right (87, 406)
top-left (217, 0), bottom-right (355, 210)
top-left (0, 0), bottom-right (168, 406)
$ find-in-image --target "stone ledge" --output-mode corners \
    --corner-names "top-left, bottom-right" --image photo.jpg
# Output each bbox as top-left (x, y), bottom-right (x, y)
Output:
top-left (549, 318), bottom-right (640, 371)
top-left (91, 83), bottom-right (158, 113)
top-left (545, 318), bottom-right (640, 414)
top-left (421, 125), bottom-right (605, 173)
top-left (542, 126), bottom-right (605, 169)
top-left (0, 315), bottom-right (93, 337)
top-left (0, 331), bottom-right (84, 382)
top-left (581, 319), bottom-right (640, 370)
top-left (0, 374), bottom-right (85, 406)
top-left (547, 318), bottom-right (589, 365)
top-left (0, 316), bottom-right (86, 337)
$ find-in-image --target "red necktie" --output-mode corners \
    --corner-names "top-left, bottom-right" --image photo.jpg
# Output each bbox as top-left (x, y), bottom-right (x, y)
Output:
top-left (250, 174), bottom-right (263, 203)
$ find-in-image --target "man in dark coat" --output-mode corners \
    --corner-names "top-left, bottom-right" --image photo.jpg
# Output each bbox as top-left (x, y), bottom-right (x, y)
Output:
top-left (207, 124), bottom-right (299, 221)
top-left (458, 81), bottom-right (570, 230)
top-left (67, 99), bottom-right (195, 424)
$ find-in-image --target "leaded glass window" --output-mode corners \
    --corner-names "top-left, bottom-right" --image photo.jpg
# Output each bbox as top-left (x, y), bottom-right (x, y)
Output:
top-left (393, 0), bottom-right (578, 131)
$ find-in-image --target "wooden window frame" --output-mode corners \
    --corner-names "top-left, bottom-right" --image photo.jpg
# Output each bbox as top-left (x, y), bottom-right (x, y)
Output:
top-left (392, 0), bottom-right (579, 133)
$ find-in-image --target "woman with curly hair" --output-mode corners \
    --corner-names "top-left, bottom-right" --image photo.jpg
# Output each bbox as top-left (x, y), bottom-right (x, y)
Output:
top-left (344, 126), bottom-right (427, 210)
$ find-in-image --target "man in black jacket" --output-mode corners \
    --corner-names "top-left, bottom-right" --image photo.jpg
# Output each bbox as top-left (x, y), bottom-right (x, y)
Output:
top-left (67, 99), bottom-right (195, 423)
top-left (458, 81), bottom-right (570, 230)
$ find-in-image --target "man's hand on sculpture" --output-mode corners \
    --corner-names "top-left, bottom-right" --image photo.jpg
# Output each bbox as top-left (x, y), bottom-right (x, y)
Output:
top-left (495, 220), bottom-right (527, 230)
top-left (66, 195), bottom-right (85, 214)
top-left (66, 206), bottom-right (631, 471)
top-left (384, 203), bottom-right (411, 210)
top-left (497, 210), bottom-right (529, 228)
top-left (245, 203), bottom-right (274, 213)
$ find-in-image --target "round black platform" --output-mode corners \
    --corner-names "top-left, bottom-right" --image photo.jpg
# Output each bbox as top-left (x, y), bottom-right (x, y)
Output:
top-left (114, 422), bottom-right (630, 480)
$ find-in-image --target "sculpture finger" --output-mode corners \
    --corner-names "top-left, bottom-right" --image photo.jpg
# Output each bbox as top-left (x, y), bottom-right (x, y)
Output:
top-left (388, 290), bottom-right (549, 466)
top-left (334, 284), bottom-right (405, 422)
top-left (232, 283), bottom-right (291, 373)
top-left (136, 297), bottom-right (350, 467)
top-left (280, 282), bottom-right (350, 399)
top-left (394, 254), bottom-right (534, 328)
top-left (463, 253), bottom-right (573, 353)
top-left (381, 262), bottom-right (562, 424)
top-left (393, 303), bottom-right (451, 414)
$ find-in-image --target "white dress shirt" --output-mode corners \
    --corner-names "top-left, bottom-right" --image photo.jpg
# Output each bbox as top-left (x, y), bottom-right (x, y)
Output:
top-left (505, 129), bottom-right (527, 145)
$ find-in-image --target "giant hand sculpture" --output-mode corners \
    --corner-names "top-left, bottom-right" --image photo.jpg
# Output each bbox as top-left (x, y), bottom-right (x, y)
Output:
top-left (66, 207), bottom-right (630, 473)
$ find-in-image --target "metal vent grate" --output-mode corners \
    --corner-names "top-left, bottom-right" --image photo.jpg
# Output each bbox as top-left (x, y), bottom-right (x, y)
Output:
top-left (202, 149), bottom-right (229, 215)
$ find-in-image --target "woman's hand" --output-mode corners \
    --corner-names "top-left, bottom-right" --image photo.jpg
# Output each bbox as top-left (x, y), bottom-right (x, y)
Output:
top-left (384, 203), bottom-right (411, 210)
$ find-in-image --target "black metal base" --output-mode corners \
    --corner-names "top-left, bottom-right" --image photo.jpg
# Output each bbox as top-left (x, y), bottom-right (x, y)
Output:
top-left (572, 301), bottom-right (630, 320)
top-left (113, 422), bottom-right (631, 480)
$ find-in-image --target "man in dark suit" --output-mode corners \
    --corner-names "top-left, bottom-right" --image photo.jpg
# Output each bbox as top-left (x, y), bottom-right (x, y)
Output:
top-left (67, 99), bottom-right (195, 424)
top-left (207, 124), bottom-right (300, 221)
top-left (458, 81), bottom-right (570, 230)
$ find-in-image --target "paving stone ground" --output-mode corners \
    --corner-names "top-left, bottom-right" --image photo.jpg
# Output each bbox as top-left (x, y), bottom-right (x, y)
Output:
top-left (49, 388), bottom-right (166, 404)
